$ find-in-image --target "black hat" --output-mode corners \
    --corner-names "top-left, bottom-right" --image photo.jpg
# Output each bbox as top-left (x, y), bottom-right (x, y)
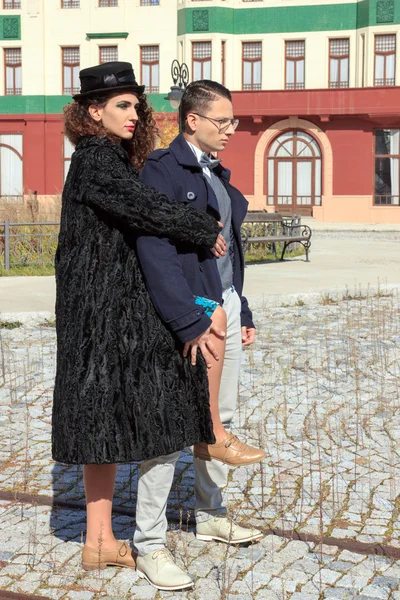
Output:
top-left (73, 61), bottom-right (145, 100)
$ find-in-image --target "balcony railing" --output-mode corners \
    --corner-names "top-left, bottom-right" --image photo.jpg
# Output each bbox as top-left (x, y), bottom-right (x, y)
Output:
top-left (374, 78), bottom-right (395, 87)
top-left (374, 195), bottom-right (400, 206)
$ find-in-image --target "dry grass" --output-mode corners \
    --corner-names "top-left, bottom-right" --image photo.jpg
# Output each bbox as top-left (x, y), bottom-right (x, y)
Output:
top-left (1, 284), bottom-right (400, 598)
top-left (0, 195), bottom-right (61, 224)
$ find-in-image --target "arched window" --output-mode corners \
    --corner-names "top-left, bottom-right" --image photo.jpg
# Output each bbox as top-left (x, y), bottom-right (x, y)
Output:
top-left (267, 130), bottom-right (321, 215)
top-left (0, 134), bottom-right (23, 199)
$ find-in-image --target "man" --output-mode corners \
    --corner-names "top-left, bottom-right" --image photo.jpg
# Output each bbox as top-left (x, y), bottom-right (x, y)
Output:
top-left (134, 80), bottom-right (264, 591)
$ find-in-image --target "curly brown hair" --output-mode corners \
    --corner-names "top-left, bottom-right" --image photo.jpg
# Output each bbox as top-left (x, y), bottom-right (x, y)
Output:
top-left (63, 90), bottom-right (159, 170)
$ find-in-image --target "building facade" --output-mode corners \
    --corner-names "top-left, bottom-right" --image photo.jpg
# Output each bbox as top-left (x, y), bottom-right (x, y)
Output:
top-left (0, 0), bottom-right (399, 222)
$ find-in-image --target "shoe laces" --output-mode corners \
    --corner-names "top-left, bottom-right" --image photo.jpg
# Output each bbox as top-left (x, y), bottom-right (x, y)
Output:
top-left (225, 434), bottom-right (247, 452)
top-left (118, 542), bottom-right (129, 557)
top-left (214, 514), bottom-right (239, 535)
top-left (152, 548), bottom-right (174, 567)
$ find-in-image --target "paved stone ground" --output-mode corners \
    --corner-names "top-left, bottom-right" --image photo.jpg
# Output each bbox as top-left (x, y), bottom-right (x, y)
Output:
top-left (1, 286), bottom-right (400, 599)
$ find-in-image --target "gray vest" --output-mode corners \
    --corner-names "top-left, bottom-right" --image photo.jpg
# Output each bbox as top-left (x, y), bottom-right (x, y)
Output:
top-left (207, 171), bottom-right (234, 291)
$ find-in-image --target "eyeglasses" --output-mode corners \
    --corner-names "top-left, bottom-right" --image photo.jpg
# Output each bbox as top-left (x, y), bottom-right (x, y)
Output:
top-left (192, 113), bottom-right (239, 134)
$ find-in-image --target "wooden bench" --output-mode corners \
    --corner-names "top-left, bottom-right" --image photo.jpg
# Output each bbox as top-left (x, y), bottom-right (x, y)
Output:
top-left (241, 212), bottom-right (312, 262)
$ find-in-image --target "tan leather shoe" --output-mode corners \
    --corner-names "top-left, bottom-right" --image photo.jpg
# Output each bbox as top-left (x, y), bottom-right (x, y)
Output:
top-left (194, 434), bottom-right (266, 466)
top-left (82, 541), bottom-right (136, 571)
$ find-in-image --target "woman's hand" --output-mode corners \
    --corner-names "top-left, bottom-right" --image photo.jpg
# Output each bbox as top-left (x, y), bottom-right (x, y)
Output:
top-left (183, 323), bottom-right (226, 367)
top-left (211, 223), bottom-right (226, 258)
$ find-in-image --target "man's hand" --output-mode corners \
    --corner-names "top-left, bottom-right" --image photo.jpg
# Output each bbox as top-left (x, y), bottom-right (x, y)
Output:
top-left (241, 326), bottom-right (256, 347)
top-left (210, 222), bottom-right (226, 258)
top-left (211, 233), bottom-right (226, 258)
top-left (183, 323), bottom-right (226, 367)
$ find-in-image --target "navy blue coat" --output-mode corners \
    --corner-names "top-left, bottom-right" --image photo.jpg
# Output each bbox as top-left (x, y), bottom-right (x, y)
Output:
top-left (137, 133), bottom-right (254, 344)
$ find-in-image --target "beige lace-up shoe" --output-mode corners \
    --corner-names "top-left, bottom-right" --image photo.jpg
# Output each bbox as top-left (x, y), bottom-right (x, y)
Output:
top-left (194, 433), bottom-right (266, 466)
top-left (196, 515), bottom-right (263, 544)
top-left (136, 548), bottom-right (194, 591)
top-left (81, 541), bottom-right (136, 571)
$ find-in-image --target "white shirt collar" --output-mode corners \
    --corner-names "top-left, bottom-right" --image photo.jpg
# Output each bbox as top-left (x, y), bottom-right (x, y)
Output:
top-left (186, 140), bottom-right (211, 178)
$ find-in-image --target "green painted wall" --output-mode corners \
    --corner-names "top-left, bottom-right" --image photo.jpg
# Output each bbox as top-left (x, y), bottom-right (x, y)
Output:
top-left (86, 32), bottom-right (129, 39)
top-left (358, 0), bottom-right (400, 28)
top-left (357, 0), bottom-right (371, 28)
top-left (178, 2), bottom-right (400, 35)
top-left (147, 94), bottom-right (177, 113)
top-left (0, 94), bottom-right (176, 115)
top-left (0, 95), bottom-right (48, 114)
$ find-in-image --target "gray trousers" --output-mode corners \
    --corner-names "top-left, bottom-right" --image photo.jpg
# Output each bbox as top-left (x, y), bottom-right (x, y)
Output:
top-left (134, 288), bottom-right (242, 556)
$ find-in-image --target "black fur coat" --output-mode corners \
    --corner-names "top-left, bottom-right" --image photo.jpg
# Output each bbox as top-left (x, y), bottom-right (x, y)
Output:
top-left (52, 136), bottom-right (219, 464)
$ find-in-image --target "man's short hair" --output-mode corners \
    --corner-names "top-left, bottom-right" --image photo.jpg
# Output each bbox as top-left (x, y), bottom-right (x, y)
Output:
top-left (179, 80), bottom-right (232, 132)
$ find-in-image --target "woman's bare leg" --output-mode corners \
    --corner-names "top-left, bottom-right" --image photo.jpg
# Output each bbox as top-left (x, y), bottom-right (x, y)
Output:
top-left (84, 463), bottom-right (118, 550)
top-left (207, 306), bottom-right (229, 442)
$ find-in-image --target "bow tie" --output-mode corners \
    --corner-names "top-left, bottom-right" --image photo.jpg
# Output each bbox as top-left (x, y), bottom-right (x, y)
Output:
top-left (199, 152), bottom-right (222, 170)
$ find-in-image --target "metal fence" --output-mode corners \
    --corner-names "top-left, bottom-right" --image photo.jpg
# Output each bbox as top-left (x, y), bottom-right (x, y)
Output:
top-left (0, 221), bottom-right (59, 270)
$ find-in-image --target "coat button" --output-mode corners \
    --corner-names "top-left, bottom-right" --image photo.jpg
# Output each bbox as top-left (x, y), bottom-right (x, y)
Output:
top-left (187, 192), bottom-right (196, 200)
top-left (199, 265), bottom-right (204, 272)
top-left (195, 310), bottom-right (201, 316)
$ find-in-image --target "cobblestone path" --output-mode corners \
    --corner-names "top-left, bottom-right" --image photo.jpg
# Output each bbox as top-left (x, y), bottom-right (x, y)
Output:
top-left (1, 288), bottom-right (400, 599)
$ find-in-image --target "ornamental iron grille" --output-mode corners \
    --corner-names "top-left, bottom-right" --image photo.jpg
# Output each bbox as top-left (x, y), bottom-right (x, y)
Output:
top-left (267, 130), bottom-right (322, 216)
top-left (242, 42), bottom-right (262, 90)
top-left (3, 16), bottom-right (19, 39)
top-left (192, 9), bottom-right (209, 32)
top-left (61, 0), bottom-right (80, 7)
top-left (377, 0), bottom-right (395, 23)
top-left (100, 46), bottom-right (118, 64)
top-left (3, 0), bottom-right (21, 8)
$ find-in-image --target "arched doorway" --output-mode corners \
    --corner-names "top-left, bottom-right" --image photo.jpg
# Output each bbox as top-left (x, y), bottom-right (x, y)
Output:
top-left (267, 130), bottom-right (321, 216)
top-left (0, 134), bottom-right (23, 200)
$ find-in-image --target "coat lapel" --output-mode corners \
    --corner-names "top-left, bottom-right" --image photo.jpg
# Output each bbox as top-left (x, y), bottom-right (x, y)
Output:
top-left (203, 179), bottom-right (222, 218)
top-left (168, 134), bottom-right (249, 225)
top-left (213, 163), bottom-right (249, 233)
top-left (169, 135), bottom-right (221, 217)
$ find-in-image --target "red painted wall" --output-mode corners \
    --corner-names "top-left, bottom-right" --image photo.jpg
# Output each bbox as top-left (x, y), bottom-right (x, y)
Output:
top-left (222, 118), bottom-right (377, 198)
top-left (1, 87), bottom-right (399, 201)
top-left (0, 112), bottom-right (179, 196)
top-left (0, 114), bottom-right (64, 196)
top-left (325, 120), bottom-right (374, 196)
top-left (25, 119), bottom-right (46, 194)
top-left (44, 118), bottom-right (65, 195)
top-left (227, 87), bottom-right (400, 200)
top-left (221, 120), bottom-right (263, 195)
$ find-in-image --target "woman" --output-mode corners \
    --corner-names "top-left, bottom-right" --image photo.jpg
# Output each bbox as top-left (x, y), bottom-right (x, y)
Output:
top-left (52, 62), bottom-right (225, 571)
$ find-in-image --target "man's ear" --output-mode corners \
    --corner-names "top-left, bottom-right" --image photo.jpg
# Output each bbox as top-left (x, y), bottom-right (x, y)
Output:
top-left (88, 104), bottom-right (103, 123)
top-left (185, 112), bottom-right (197, 132)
